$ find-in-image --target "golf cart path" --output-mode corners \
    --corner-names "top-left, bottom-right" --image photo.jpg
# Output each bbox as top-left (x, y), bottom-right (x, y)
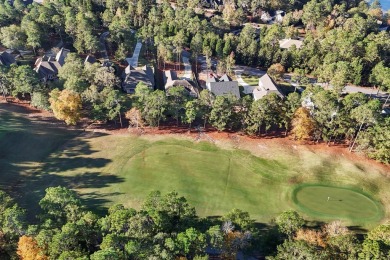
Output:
top-left (126, 41), bottom-right (142, 67)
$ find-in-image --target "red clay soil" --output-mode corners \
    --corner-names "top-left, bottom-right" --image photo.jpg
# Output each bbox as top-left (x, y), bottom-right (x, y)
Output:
top-left (2, 98), bottom-right (389, 173)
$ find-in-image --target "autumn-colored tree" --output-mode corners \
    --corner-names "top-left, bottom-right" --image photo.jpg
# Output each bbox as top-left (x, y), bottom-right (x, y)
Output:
top-left (291, 107), bottom-right (316, 141)
top-left (49, 89), bottom-right (82, 125)
top-left (17, 236), bottom-right (47, 260)
top-left (295, 229), bottom-right (326, 248)
top-left (267, 63), bottom-right (285, 81)
top-left (125, 108), bottom-right (144, 128)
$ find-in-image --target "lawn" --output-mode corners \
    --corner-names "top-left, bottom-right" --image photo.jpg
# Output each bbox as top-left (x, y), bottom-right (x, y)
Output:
top-left (241, 74), bottom-right (259, 86)
top-left (1, 105), bottom-right (390, 229)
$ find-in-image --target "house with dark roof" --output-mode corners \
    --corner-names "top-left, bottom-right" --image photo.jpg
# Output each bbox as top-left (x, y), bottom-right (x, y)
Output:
top-left (164, 70), bottom-right (199, 98)
top-left (84, 55), bottom-right (96, 65)
top-left (122, 65), bottom-right (154, 94)
top-left (7, 0), bottom-right (35, 6)
top-left (34, 48), bottom-right (70, 81)
top-left (202, 0), bottom-right (224, 9)
top-left (253, 74), bottom-right (284, 100)
top-left (206, 74), bottom-right (240, 99)
top-left (0, 52), bottom-right (16, 66)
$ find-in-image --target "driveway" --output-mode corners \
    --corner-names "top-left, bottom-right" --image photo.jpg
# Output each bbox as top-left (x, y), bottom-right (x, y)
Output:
top-left (126, 41), bottom-right (142, 67)
top-left (234, 65), bottom-right (266, 94)
top-left (181, 51), bottom-right (192, 80)
top-left (99, 31), bottom-right (110, 65)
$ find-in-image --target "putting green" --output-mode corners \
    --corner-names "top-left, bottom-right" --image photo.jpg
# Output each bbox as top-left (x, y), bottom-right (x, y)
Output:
top-left (292, 184), bottom-right (384, 221)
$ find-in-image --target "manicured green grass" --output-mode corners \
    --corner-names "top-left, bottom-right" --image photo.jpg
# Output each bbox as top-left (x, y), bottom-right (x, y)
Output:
top-left (1, 105), bottom-right (390, 229)
top-left (241, 74), bottom-right (259, 86)
top-left (292, 184), bottom-right (383, 222)
top-left (40, 134), bottom-right (390, 228)
top-left (0, 104), bottom-right (81, 215)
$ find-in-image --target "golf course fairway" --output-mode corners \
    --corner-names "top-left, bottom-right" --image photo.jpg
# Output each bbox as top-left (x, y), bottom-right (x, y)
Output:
top-left (2, 105), bottom-right (390, 229)
top-left (292, 184), bottom-right (384, 222)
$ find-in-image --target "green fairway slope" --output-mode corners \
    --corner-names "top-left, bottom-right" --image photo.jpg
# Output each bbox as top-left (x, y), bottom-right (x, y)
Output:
top-left (1, 106), bottom-right (389, 228)
top-left (40, 134), bottom-right (389, 228)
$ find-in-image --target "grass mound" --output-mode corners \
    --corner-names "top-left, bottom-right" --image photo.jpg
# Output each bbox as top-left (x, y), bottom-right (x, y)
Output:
top-left (292, 184), bottom-right (384, 222)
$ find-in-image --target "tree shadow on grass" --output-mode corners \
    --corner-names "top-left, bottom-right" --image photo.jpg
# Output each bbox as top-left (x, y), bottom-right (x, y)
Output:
top-left (0, 104), bottom-right (125, 221)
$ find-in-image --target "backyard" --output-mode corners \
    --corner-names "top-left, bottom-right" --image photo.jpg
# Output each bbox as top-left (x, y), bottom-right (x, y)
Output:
top-left (241, 74), bottom-right (259, 86)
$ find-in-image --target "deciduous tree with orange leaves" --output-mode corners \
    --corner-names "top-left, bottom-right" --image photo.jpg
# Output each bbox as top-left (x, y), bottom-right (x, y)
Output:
top-left (17, 236), bottom-right (47, 260)
top-left (291, 107), bottom-right (316, 141)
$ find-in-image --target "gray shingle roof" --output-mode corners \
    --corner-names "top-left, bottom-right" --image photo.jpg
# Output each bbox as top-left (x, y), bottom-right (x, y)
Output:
top-left (208, 81), bottom-right (240, 99)
top-left (122, 65), bottom-right (154, 94)
top-left (34, 48), bottom-right (70, 80)
top-left (164, 70), bottom-right (198, 97)
top-left (254, 74), bottom-right (284, 100)
top-left (206, 74), bottom-right (240, 99)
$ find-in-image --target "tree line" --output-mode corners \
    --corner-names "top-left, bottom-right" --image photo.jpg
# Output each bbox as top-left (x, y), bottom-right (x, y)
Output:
top-left (1, 0), bottom-right (389, 90)
top-left (127, 83), bottom-right (389, 164)
top-left (0, 0), bottom-right (388, 165)
top-left (1, 187), bottom-right (390, 259)
top-left (0, 57), bottom-right (388, 164)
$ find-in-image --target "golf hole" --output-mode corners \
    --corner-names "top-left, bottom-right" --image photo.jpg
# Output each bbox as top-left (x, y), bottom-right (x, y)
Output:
top-left (292, 184), bottom-right (383, 220)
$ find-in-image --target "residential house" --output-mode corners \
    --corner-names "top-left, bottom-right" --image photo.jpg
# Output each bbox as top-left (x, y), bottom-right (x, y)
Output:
top-left (84, 55), bottom-right (96, 65)
top-left (34, 48), bottom-right (70, 81)
top-left (261, 11), bottom-right (272, 23)
top-left (202, 0), bottom-right (224, 9)
top-left (7, 0), bottom-right (38, 5)
top-left (253, 74), bottom-right (284, 100)
top-left (206, 74), bottom-right (240, 99)
top-left (122, 65), bottom-right (154, 94)
top-left (279, 39), bottom-right (304, 49)
top-left (164, 70), bottom-right (199, 97)
top-left (275, 10), bottom-right (285, 23)
top-left (0, 51), bottom-right (16, 66)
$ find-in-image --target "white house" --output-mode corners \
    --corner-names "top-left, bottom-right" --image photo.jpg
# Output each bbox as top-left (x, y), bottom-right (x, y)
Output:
top-left (253, 74), bottom-right (284, 100)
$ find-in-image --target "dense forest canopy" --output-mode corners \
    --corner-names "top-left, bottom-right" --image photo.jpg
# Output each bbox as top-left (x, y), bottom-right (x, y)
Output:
top-left (1, 186), bottom-right (390, 259)
top-left (0, 0), bottom-right (389, 258)
top-left (0, 0), bottom-right (389, 163)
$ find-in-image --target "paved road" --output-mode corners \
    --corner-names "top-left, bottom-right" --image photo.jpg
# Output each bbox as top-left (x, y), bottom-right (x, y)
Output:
top-left (233, 65), bottom-right (388, 99)
top-left (99, 31), bottom-right (110, 65)
top-left (315, 83), bottom-right (388, 101)
top-left (181, 51), bottom-right (192, 80)
top-left (126, 41), bottom-right (142, 67)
